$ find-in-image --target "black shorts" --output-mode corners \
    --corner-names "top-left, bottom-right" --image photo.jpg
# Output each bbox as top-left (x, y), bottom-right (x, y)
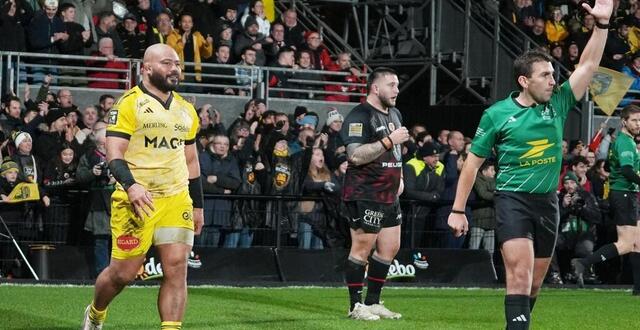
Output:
top-left (609, 190), bottom-right (639, 226)
top-left (495, 191), bottom-right (559, 258)
top-left (345, 200), bottom-right (402, 234)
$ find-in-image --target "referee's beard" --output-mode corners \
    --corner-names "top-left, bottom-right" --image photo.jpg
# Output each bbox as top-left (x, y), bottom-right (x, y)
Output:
top-left (149, 70), bottom-right (179, 93)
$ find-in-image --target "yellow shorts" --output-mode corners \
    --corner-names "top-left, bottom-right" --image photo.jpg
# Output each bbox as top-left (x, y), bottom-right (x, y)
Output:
top-left (111, 189), bottom-right (194, 260)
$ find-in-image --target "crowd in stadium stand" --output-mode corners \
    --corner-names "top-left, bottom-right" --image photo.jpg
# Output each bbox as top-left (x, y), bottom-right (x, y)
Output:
top-left (0, 0), bottom-right (632, 285)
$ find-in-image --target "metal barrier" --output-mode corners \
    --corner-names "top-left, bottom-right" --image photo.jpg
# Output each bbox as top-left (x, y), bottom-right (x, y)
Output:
top-left (0, 51), bottom-right (366, 102)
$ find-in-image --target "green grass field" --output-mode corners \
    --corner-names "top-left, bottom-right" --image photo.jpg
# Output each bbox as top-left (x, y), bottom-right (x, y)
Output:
top-left (0, 284), bottom-right (636, 329)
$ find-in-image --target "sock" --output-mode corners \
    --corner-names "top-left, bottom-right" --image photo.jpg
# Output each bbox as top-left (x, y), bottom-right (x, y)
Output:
top-left (364, 254), bottom-right (391, 306)
top-left (529, 296), bottom-right (537, 313)
top-left (89, 302), bottom-right (107, 324)
top-left (161, 321), bottom-right (182, 329)
top-left (583, 243), bottom-right (619, 267)
top-left (345, 256), bottom-right (366, 311)
top-left (504, 294), bottom-right (530, 330)
top-left (630, 252), bottom-right (640, 292)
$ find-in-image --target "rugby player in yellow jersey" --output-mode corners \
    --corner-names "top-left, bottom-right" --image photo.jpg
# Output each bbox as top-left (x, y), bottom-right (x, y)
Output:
top-left (81, 44), bottom-right (204, 330)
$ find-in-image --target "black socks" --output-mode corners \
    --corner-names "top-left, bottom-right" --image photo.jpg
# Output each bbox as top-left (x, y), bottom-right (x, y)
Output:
top-left (364, 255), bottom-right (391, 305)
top-left (345, 256), bottom-right (366, 311)
top-left (505, 294), bottom-right (530, 330)
top-left (583, 243), bottom-right (619, 267)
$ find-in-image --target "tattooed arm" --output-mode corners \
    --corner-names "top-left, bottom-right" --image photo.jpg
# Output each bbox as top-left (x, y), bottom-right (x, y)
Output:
top-left (346, 126), bottom-right (410, 166)
top-left (346, 142), bottom-right (387, 166)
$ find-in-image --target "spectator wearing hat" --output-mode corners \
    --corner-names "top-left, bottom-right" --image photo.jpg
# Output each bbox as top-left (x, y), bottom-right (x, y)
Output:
top-left (470, 159), bottom-right (497, 255)
top-left (215, 23), bottom-right (234, 51)
top-left (322, 108), bottom-right (345, 171)
top-left (34, 109), bottom-right (80, 164)
top-left (300, 31), bottom-right (334, 70)
top-left (402, 142), bottom-right (445, 248)
top-left (117, 13), bottom-right (147, 59)
top-left (86, 37), bottom-right (129, 89)
top-left (234, 14), bottom-right (268, 66)
top-left (551, 171), bottom-right (601, 284)
top-left (146, 9), bottom-right (175, 45)
top-left (166, 13), bottom-right (214, 90)
top-left (213, 0), bottom-right (242, 42)
top-left (241, 0), bottom-right (271, 37)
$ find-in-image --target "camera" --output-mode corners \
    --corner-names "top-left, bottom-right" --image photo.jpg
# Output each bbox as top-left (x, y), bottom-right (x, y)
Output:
top-left (96, 161), bottom-right (110, 178)
top-left (275, 120), bottom-right (285, 130)
top-left (305, 136), bottom-right (315, 147)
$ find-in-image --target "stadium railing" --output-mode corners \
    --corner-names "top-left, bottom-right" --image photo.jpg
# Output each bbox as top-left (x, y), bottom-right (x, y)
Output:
top-left (0, 51), bottom-right (367, 102)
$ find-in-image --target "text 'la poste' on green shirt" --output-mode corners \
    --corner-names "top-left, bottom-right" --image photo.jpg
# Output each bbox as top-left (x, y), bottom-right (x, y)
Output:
top-left (470, 81), bottom-right (577, 194)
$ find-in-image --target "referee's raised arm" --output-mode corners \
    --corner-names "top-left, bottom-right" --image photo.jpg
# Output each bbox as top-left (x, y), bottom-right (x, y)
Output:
top-left (568, 1), bottom-right (613, 100)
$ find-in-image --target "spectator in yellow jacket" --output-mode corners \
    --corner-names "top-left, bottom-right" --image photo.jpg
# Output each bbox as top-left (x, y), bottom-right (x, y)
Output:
top-left (167, 13), bottom-right (214, 84)
top-left (545, 7), bottom-right (570, 43)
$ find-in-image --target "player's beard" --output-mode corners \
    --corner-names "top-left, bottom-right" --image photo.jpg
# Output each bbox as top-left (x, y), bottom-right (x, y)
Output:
top-left (379, 93), bottom-right (396, 109)
top-left (149, 70), bottom-right (179, 93)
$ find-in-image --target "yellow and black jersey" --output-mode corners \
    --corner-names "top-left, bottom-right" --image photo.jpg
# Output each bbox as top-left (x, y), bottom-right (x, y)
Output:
top-left (106, 83), bottom-right (199, 197)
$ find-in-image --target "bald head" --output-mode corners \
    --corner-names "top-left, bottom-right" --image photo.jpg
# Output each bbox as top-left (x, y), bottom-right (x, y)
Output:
top-left (142, 44), bottom-right (181, 93)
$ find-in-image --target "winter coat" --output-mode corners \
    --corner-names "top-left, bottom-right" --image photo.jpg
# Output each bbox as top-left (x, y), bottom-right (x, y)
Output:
top-left (471, 174), bottom-right (496, 230)
top-left (199, 149), bottom-right (241, 227)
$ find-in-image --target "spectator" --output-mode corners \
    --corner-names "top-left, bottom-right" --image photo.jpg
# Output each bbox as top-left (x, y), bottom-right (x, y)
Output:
top-left (235, 47), bottom-right (261, 96)
top-left (603, 20), bottom-right (631, 71)
top-left (622, 52), bottom-right (640, 103)
top-left (215, 23), bottom-right (234, 51)
top-left (95, 94), bottom-right (115, 119)
top-left (199, 134), bottom-right (241, 248)
top-left (436, 151), bottom-right (472, 249)
top-left (402, 142), bottom-right (445, 248)
top-left (280, 8), bottom-right (305, 49)
top-left (301, 31), bottom-right (333, 70)
top-left (205, 44), bottom-right (236, 95)
top-left (167, 13), bottom-right (214, 88)
top-left (81, 106), bottom-right (98, 135)
top-left (146, 9), bottom-right (174, 45)
top-left (324, 52), bottom-right (365, 103)
top-left (527, 17), bottom-right (549, 47)
top-left (34, 109), bottom-right (79, 163)
top-left (268, 47), bottom-right (296, 98)
top-left (0, 0), bottom-right (33, 52)
top-left (553, 171), bottom-right (601, 284)
top-left (56, 89), bottom-right (77, 112)
top-left (27, 0), bottom-right (66, 82)
top-left (241, 0), bottom-right (270, 37)
top-left (470, 160), bottom-right (496, 255)
top-left (564, 40), bottom-right (580, 72)
top-left (587, 159), bottom-right (609, 200)
top-left (126, 0), bottom-right (158, 33)
top-left (42, 142), bottom-right (77, 189)
top-left (435, 129), bottom-right (450, 152)
top-left (322, 108), bottom-right (345, 171)
top-left (446, 130), bottom-right (465, 156)
top-left (1, 96), bottom-right (24, 133)
top-left (266, 22), bottom-right (289, 64)
top-left (234, 15), bottom-right (268, 66)
top-left (294, 49), bottom-right (322, 99)
top-left (117, 13), bottom-right (147, 59)
top-left (95, 11), bottom-right (125, 57)
top-left (299, 147), bottom-right (340, 249)
top-left (573, 13), bottom-right (595, 51)
top-left (86, 37), bottom-right (129, 90)
top-left (57, 2), bottom-right (92, 86)
top-left (545, 7), bottom-right (570, 43)
top-left (229, 142), bottom-right (262, 248)
top-left (213, 0), bottom-right (241, 41)
top-left (76, 128), bottom-right (114, 277)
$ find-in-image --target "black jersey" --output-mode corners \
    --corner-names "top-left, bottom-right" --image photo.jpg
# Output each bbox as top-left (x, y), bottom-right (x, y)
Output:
top-left (340, 102), bottom-right (403, 204)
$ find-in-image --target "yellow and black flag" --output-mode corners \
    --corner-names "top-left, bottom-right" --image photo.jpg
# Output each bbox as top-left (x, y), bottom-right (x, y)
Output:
top-left (589, 66), bottom-right (634, 116)
top-left (6, 182), bottom-right (40, 203)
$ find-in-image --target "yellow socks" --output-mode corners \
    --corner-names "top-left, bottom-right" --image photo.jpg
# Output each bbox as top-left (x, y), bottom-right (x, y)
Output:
top-left (89, 302), bottom-right (107, 324)
top-left (161, 321), bottom-right (182, 329)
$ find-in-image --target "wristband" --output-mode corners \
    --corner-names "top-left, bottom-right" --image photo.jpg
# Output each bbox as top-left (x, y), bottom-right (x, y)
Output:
top-left (189, 177), bottom-right (204, 209)
top-left (451, 209), bottom-right (465, 214)
top-left (380, 137), bottom-right (392, 150)
top-left (108, 159), bottom-right (136, 191)
top-left (595, 21), bottom-right (609, 30)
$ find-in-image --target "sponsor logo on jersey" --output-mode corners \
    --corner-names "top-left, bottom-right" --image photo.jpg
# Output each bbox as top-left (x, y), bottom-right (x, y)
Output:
top-left (143, 107), bottom-right (154, 114)
top-left (142, 122), bottom-right (168, 129)
top-left (182, 211), bottom-right (192, 221)
top-left (144, 135), bottom-right (185, 149)
top-left (381, 161), bottom-right (402, 168)
top-left (519, 139), bottom-right (556, 167)
top-left (349, 123), bottom-right (363, 137)
top-left (388, 122), bottom-right (396, 131)
top-left (116, 234), bottom-right (140, 251)
top-left (174, 123), bottom-right (189, 132)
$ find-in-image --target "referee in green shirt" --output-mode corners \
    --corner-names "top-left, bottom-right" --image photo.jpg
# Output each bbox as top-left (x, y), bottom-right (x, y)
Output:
top-left (572, 105), bottom-right (640, 293)
top-left (448, 1), bottom-right (613, 329)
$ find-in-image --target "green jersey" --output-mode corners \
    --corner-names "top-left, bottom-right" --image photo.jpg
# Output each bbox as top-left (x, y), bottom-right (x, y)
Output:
top-left (470, 81), bottom-right (576, 194)
top-left (608, 131), bottom-right (640, 192)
